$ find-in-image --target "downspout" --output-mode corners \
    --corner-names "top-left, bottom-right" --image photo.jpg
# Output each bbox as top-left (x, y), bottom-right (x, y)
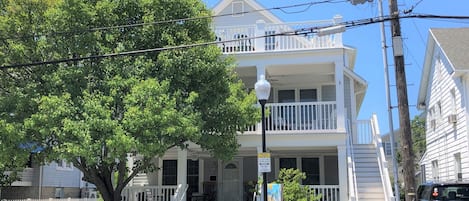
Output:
top-left (38, 165), bottom-right (43, 199)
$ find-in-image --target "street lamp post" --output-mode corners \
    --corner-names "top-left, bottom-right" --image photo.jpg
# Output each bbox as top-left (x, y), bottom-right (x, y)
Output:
top-left (255, 75), bottom-right (271, 201)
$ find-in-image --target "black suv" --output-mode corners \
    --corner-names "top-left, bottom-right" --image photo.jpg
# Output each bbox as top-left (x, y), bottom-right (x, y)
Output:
top-left (417, 182), bottom-right (469, 200)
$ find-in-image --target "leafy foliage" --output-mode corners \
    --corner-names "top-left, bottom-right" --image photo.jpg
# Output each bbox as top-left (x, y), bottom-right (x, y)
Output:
top-left (277, 168), bottom-right (322, 201)
top-left (0, 0), bottom-right (258, 200)
top-left (411, 115), bottom-right (426, 159)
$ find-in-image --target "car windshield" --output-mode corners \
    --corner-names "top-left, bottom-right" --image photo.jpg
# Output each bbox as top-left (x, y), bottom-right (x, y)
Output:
top-left (430, 184), bottom-right (469, 200)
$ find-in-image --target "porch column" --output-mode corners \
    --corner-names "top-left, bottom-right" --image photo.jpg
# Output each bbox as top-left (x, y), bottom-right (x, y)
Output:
top-left (338, 145), bottom-right (348, 201)
top-left (177, 149), bottom-right (188, 186)
top-left (335, 61), bottom-right (346, 132)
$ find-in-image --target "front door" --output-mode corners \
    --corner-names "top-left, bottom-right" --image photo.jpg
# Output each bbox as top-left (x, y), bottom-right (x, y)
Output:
top-left (222, 160), bottom-right (241, 201)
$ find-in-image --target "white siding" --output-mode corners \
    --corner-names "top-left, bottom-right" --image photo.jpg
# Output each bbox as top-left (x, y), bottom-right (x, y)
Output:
top-left (213, 1), bottom-right (275, 27)
top-left (421, 44), bottom-right (469, 183)
top-left (39, 163), bottom-right (82, 187)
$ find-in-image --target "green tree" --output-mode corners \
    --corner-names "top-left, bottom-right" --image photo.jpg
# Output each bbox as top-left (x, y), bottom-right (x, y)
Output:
top-left (0, 121), bottom-right (29, 187)
top-left (411, 115), bottom-right (426, 160)
top-left (0, 0), bottom-right (258, 201)
top-left (277, 168), bottom-right (321, 201)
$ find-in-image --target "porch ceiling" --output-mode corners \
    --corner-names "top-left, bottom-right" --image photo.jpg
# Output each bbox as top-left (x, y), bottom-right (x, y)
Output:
top-left (235, 64), bottom-right (335, 87)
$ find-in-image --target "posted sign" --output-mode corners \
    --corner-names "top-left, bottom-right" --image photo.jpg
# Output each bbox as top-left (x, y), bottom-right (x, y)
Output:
top-left (258, 152), bottom-right (271, 173)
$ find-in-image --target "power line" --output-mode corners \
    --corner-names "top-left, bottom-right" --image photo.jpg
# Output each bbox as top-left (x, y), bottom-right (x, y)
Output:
top-left (0, 0), bottom-right (345, 41)
top-left (2, 13), bottom-right (469, 69)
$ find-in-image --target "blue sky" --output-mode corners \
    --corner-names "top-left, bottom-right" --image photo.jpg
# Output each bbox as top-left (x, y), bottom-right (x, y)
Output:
top-left (204, 0), bottom-right (469, 134)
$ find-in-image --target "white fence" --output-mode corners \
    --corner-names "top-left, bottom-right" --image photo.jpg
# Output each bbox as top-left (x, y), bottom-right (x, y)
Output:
top-left (2, 199), bottom-right (97, 201)
top-left (308, 185), bottom-right (340, 201)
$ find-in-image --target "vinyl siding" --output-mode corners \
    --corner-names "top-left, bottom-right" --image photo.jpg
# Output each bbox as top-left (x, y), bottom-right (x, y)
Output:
top-left (39, 163), bottom-right (82, 187)
top-left (421, 44), bottom-right (469, 182)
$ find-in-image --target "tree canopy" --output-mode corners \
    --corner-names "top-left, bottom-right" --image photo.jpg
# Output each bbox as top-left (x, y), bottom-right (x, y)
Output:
top-left (0, 0), bottom-right (258, 200)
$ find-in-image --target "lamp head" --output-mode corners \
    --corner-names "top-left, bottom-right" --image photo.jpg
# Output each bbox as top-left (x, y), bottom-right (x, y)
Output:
top-left (255, 75), bottom-right (271, 101)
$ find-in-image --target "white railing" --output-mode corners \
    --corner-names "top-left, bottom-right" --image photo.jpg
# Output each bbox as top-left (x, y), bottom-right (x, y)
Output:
top-left (122, 185), bottom-right (180, 201)
top-left (262, 101), bottom-right (337, 132)
top-left (213, 16), bottom-right (343, 53)
top-left (308, 185), bottom-right (340, 201)
top-left (346, 119), bottom-right (358, 201)
top-left (370, 114), bottom-right (395, 201)
top-left (3, 199), bottom-right (97, 201)
top-left (354, 120), bottom-right (373, 144)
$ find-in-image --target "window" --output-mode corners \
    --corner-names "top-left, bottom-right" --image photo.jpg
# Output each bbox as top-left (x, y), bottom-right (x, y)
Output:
top-left (279, 158), bottom-right (297, 169)
top-left (187, 160), bottom-right (199, 193)
top-left (383, 142), bottom-right (392, 156)
top-left (265, 30), bottom-right (276, 50)
top-left (302, 158), bottom-right (320, 185)
top-left (454, 153), bottom-right (462, 181)
top-left (162, 160), bottom-right (177, 185)
top-left (300, 89), bottom-right (317, 102)
top-left (231, 1), bottom-right (244, 17)
top-left (451, 89), bottom-right (457, 114)
top-left (420, 164), bottom-right (426, 184)
top-left (55, 187), bottom-right (64, 198)
top-left (432, 160), bottom-right (439, 181)
top-left (56, 160), bottom-right (73, 170)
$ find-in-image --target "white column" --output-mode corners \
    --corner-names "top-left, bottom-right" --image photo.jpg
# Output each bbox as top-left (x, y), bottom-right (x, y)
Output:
top-left (126, 154), bottom-right (134, 186)
top-left (157, 157), bottom-right (163, 186)
top-left (335, 61), bottom-right (346, 132)
top-left (338, 145), bottom-right (348, 201)
top-left (255, 20), bottom-right (266, 52)
top-left (177, 149), bottom-right (188, 186)
top-left (333, 15), bottom-right (343, 47)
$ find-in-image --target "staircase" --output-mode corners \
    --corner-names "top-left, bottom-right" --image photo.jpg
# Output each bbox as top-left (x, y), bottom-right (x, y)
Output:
top-left (131, 173), bottom-right (149, 186)
top-left (353, 144), bottom-right (386, 201)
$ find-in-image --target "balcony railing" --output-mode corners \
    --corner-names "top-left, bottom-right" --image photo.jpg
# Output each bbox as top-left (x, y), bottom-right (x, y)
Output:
top-left (213, 16), bottom-right (343, 53)
top-left (243, 101), bottom-right (337, 133)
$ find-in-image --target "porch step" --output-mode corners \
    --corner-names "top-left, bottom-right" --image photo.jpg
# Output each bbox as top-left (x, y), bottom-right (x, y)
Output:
top-left (352, 145), bottom-right (386, 201)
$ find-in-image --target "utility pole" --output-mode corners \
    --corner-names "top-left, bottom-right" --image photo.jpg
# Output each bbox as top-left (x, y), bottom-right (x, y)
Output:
top-left (378, 0), bottom-right (400, 200)
top-left (388, 0), bottom-right (416, 200)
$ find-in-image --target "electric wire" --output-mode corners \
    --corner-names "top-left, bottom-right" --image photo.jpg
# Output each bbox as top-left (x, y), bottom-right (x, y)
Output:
top-left (0, 0), bottom-right (345, 41)
top-left (1, 13), bottom-right (469, 69)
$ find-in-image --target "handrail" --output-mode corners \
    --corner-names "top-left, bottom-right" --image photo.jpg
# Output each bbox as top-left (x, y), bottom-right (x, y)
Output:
top-left (171, 184), bottom-right (188, 201)
top-left (346, 119), bottom-right (358, 201)
top-left (370, 114), bottom-right (395, 201)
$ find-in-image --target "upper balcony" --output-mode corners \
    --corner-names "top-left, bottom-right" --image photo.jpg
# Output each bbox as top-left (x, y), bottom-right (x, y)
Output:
top-left (213, 16), bottom-right (343, 54)
top-left (243, 101), bottom-right (340, 134)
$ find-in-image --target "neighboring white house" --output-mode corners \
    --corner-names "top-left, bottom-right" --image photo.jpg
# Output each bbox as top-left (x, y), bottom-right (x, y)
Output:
top-left (417, 27), bottom-right (469, 184)
top-left (1, 160), bottom-right (95, 199)
top-left (123, 0), bottom-right (394, 201)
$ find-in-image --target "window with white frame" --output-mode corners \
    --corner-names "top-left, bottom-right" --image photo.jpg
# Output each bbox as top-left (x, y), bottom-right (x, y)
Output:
top-left (454, 153), bottom-right (462, 181)
top-left (162, 160), bottom-right (177, 185)
top-left (56, 159), bottom-right (73, 170)
top-left (420, 164), bottom-right (426, 183)
top-left (432, 160), bottom-right (439, 181)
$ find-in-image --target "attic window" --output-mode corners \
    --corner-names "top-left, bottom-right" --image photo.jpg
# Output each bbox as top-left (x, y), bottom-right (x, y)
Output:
top-left (232, 1), bottom-right (244, 17)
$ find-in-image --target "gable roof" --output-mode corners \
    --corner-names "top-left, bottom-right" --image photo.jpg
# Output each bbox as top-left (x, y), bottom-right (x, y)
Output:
top-left (212, 0), bottom-right (284, 24)
top-left (431, 28), bottom-right (469, 71)
top-left (417, 27), bottom-right (469, 109)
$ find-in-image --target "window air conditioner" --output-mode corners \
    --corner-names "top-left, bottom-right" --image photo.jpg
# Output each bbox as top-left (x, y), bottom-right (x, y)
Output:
top-left (448, 114), bottom-right (457, 124)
